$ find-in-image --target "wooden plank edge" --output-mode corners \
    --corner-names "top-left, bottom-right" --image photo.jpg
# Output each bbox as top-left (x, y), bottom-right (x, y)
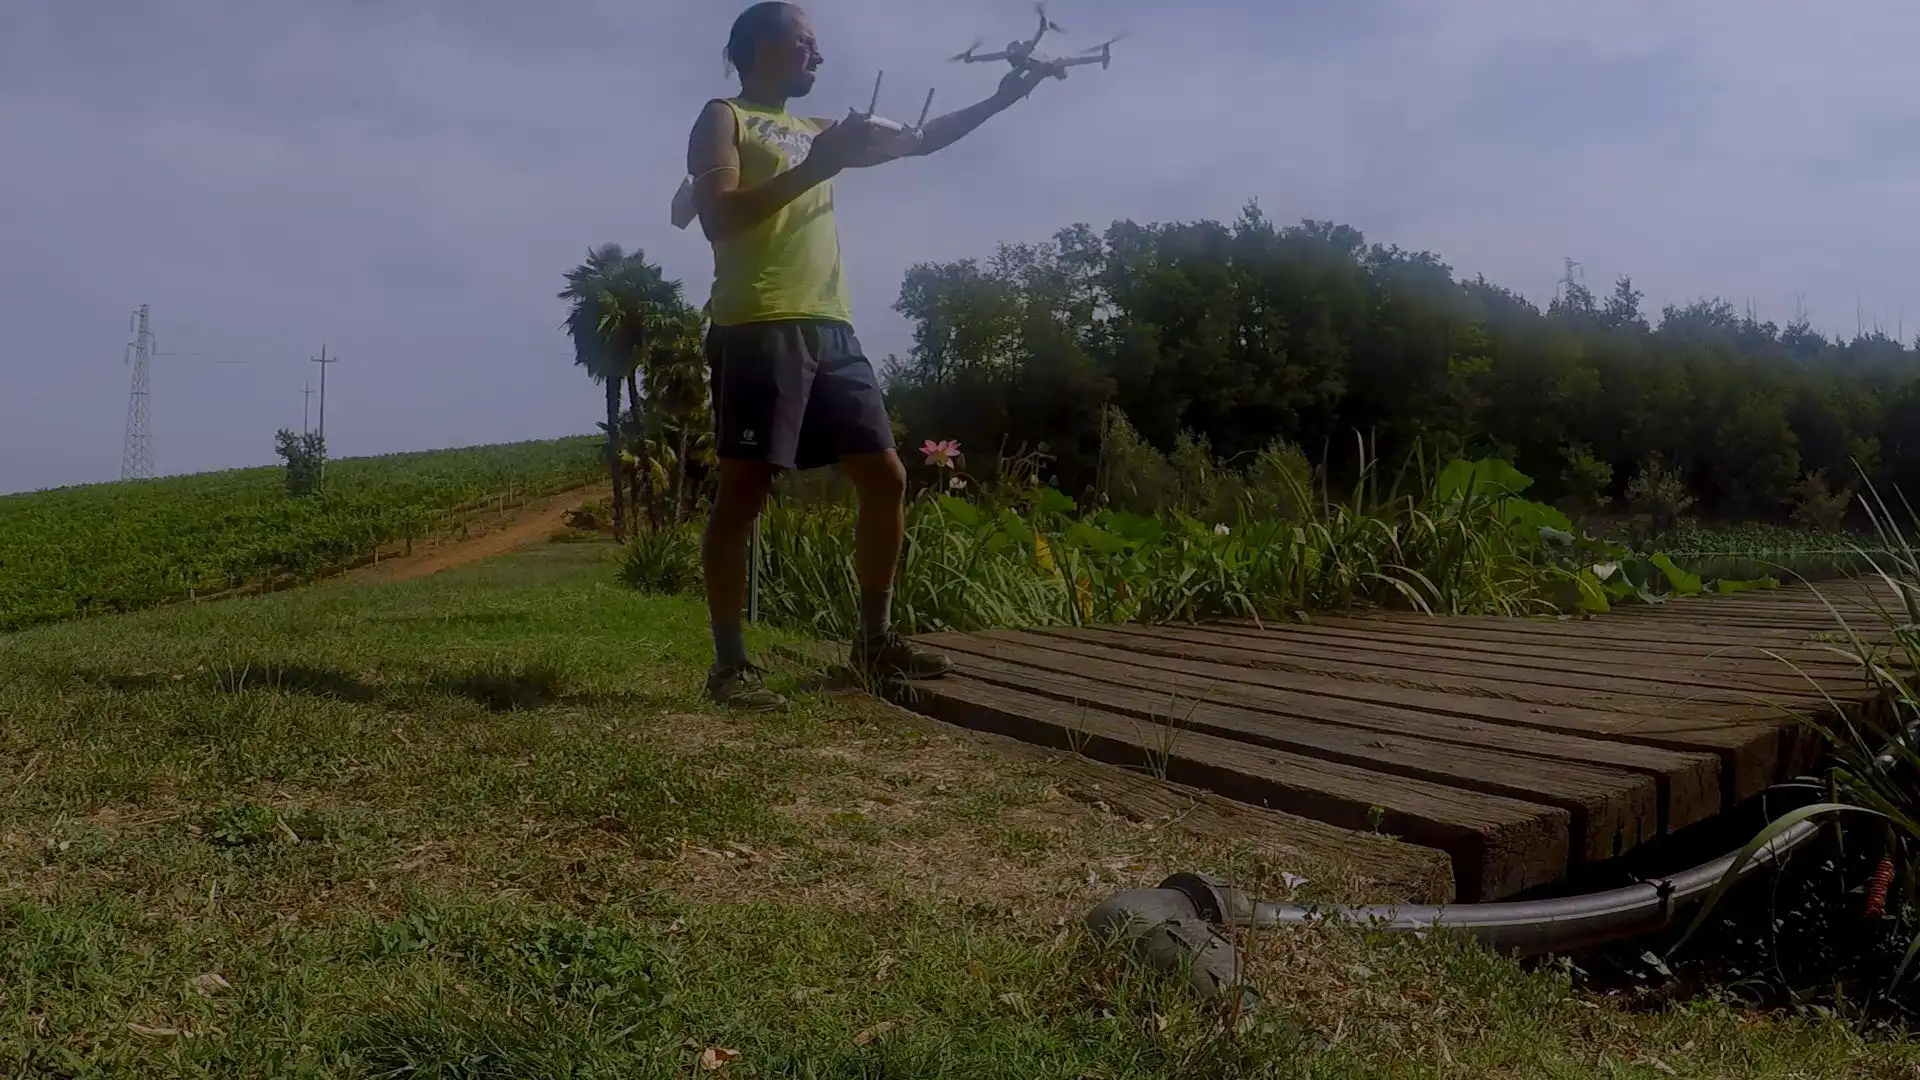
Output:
top-left (768, 639), bottom-right (1455, 903)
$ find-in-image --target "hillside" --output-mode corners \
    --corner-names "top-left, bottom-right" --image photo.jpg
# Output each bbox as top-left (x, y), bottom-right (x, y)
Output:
top-left (0, 437), bottom-right (602, 633)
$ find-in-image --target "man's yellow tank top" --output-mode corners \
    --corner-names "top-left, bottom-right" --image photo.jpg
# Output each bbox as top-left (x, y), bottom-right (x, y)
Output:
top-left (706, 98), bottom-right (853, 328)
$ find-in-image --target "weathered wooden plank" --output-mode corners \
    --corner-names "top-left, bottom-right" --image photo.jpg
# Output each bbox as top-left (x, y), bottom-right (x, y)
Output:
top-left (1284, 614), bottom-right (1881, 673)
top-left (930, 642), bottom-right (1662, 859)
top-left (1046, 760), bottom-right (1456, 903)
top-left (1417, 614), bottom-right (1879, 652)
top-left (1192, 621), bottom-right (1851, 697)
top-left (924, 632), bottom-right (1721, 835)
top-left (1621, 610), bottom-right (1883, 632)
top-left (977, 629), bottom-right (1788, 801)
top-left (1250, 618), bottom-right (1876, 681)
top-left (1615, 601), bottom-right (1893, 629)
top-left (1061, 624), bottom-right (1824, 712)
top-left (1113, 623), bottom-right (1836, 706)
top-left (892, 673), bottom-right (1573, 901)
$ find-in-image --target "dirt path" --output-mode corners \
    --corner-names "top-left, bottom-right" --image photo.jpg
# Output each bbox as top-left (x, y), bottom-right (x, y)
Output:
top-left (342, 484), bottom-right (605, 585)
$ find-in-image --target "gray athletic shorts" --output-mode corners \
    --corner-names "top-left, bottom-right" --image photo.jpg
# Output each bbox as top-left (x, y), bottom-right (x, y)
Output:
top-left (706, 318), bottom-right (896, 471)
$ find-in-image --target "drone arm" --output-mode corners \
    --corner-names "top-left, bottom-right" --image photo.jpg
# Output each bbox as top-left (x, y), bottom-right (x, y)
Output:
top-left (685, 100), bottom-right (837, 241)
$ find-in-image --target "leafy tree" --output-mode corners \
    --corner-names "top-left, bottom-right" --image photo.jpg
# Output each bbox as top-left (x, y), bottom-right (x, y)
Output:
top-left (1790, 470), bottom-right (1852, 533)
top-left (273, 429), bottom-right (326, 497)
top-left (1626, 457), bottom-right (1696, 539)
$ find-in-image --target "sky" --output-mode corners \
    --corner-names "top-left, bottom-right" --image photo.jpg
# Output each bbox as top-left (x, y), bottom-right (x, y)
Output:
top-left (3, 0), bottom-right (1918, 495)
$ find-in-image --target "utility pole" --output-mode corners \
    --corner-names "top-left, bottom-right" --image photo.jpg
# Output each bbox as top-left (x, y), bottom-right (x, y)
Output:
top-left (121, 304), bottom-right (155, 480)
top-left (302, 383), bottom-right (315, 435)
top-left (310, 345), bottom-right (337, 485)
top-left (1555, 257), bottom-right (1584, 305)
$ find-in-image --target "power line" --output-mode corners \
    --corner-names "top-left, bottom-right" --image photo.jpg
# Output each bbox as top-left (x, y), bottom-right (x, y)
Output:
top-left (153, 351), bottom-right (309, 365)
top-left (122, 304), bottom-right (154, 481)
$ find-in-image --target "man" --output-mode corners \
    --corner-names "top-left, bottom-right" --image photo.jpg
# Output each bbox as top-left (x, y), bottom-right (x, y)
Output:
top-left (686, 2), bottom-right (1051, 710)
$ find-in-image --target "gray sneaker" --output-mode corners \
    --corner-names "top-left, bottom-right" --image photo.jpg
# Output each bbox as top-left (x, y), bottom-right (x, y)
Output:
top-left (706, 663), bottom-right (788, 712)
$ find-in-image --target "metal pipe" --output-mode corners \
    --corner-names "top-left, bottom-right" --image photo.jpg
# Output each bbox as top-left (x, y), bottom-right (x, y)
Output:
top-left (1098, 716), bottom-right (1915, 963)
top-left (748, 515), bottom-right (761, 624)
top-left (1160, 821), bottom-right (1811, 958)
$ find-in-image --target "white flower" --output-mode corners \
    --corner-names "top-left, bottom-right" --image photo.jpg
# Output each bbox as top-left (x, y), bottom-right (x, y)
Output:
top-left (1213, 523), bottom-right (1231, 536)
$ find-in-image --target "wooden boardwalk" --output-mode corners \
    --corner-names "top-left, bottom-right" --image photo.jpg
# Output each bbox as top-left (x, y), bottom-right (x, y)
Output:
top-left (870, 579), bottom-right (1903, 904)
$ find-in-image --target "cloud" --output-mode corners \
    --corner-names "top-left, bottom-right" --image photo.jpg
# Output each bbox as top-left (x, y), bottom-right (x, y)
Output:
top-left (2, 0), bottom-right (1917, 493)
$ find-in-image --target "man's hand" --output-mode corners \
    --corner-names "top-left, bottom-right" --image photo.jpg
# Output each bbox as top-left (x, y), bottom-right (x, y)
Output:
top-left (805, 112), bottom-right (902, 175)
top-left (993, 63), bottom-right (1054, 105)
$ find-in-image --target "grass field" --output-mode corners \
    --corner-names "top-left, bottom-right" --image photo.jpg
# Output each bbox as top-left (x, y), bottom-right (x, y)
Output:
top-left (3, 539), bottom-right (1914, 1077)
top-left (0, 437), bottom-right (601, 633)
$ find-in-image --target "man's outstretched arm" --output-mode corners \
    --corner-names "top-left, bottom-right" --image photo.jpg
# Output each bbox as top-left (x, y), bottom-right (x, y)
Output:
top-left (908, 66), bottom-right (1050, 157)
top-left (814, 67), bottom-right (1050, 165)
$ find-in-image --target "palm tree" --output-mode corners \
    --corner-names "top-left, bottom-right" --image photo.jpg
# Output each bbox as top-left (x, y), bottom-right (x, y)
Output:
top-left (559, 243), bottom-right (684, 539)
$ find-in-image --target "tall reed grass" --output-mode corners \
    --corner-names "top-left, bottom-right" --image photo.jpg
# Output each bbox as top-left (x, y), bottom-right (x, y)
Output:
top-left (738, 450), bottom-right (1754, 640)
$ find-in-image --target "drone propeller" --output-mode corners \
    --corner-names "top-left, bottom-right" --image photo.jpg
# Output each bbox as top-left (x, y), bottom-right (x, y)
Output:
top-left (1035, 2), bottom-right (1065, 34)
top-left (948, 37), bottom-right (983, 61)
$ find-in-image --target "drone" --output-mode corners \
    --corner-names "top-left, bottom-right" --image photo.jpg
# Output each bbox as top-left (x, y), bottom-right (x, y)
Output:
top-left (950, 3), bottom-right (1121, 79)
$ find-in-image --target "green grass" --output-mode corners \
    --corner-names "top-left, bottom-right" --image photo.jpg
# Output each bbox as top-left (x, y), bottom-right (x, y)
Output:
top-left (2, 541), bottom-right (1916, 1076)
top-left (0, 436), bottom-right (601, 632)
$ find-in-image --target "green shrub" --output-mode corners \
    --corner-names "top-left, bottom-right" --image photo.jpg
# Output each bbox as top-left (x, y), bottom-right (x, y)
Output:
top-left (619, 527), bottom-right (701, 595)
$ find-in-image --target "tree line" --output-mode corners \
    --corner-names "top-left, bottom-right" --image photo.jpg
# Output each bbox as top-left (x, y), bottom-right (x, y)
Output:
top-left (885, 204), bottom-right (1920, 528)
top-left (575, 205), bottom-right (1920, 536)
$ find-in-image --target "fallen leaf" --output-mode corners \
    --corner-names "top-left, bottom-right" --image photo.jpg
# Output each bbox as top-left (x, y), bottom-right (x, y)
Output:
top-left (664, 918), bottom-right (687, 937)
top-left (872, 953), bottom-right (894, 981)
top-left (997, 992), bottom-right (1024, 1007)
top-left (275, 818), bottom-right (301, 844)
top-left (1644, 1057), bottom-right (1676, 1076)
top-left (1281, 872), bottom-right (1310, 890)
top-left (128, 1022), bottom-right (181, 1039)
top-left (852, 1020), bottom-right (897, 1046)
top-left (193, 972), bottom-right (233, 997)
top-left (698, 1046), bottom-right (740, 1071)
top-left (1152, 1013), bottom-right (1169, 1032)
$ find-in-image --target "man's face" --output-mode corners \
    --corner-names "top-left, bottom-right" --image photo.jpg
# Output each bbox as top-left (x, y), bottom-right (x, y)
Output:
top-left (757, 7), bottom-right (823, 98)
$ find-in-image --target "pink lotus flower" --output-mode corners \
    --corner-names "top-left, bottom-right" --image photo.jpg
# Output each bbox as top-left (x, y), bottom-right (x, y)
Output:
top-left (920, 439), bottom-right (961, 469)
